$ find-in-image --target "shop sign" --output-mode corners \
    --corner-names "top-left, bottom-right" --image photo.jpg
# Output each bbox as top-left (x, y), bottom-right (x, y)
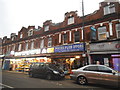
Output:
top-left (41, 48), bottom-right (47, 53)
top-left (54, 43), bottom-right (84, 53)
top-left (47, 47), bottom-right (54, 53)
top-left (90, 41), bottom-right (120, 52)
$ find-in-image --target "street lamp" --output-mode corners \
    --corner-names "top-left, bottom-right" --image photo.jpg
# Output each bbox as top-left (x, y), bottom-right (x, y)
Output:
top-left (81, 0), bottom-right (87, 65)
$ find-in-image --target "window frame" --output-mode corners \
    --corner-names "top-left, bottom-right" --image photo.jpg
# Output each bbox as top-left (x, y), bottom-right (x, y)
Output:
top-left (48, 37), bottom-right (52, 47)
top-left (116, 23), bottom-right (120, 38)
top-left (25, 42), bottom-right (29, 50)
top-left (40, 39), bottom-right (44, 49)
top-left (74, 31), bottom-right (80, 43)
top-left (28, 29), bottom-right (33, 36)
top-left (44, 25), bottom-right (49, 31)
top-left (103, 4), bottom-right (115, 15)
top-left (68, 16), bottom-right (74, 25)
top-left (62, 33), bottom-right (68, 44)
top-left (97, 26), bottom-right (107, 40)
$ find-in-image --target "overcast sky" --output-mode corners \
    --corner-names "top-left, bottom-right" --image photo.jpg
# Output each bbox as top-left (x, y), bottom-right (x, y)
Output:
top-left (0, 0), bottom-right (104, 38)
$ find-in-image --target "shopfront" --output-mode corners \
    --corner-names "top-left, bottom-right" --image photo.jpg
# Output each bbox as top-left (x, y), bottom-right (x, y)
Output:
top-left (90, 40), bottom-right (120, 71)
top-left (48, 43), bottom-right (87, 73)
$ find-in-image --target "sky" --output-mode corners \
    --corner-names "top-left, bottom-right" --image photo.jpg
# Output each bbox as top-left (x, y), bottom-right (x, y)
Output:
top-left (0, 0), bottom-right (104, 38)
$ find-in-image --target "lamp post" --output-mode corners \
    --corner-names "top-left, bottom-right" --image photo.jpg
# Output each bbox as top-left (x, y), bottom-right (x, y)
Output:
top-left (81, 0), bottom-right (87, 65)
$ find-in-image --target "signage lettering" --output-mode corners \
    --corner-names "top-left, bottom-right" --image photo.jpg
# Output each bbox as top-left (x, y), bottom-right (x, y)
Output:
top-left (54, 43), bottom-right (84, 53)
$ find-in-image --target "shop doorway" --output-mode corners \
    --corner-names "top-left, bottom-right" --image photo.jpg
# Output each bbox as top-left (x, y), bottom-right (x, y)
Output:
top-left (113, 58), bottom-right (120, 72)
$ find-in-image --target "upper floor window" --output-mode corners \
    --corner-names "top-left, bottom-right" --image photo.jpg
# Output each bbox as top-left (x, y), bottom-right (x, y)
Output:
top-left (20, 33), bottom-right (23, 38)
top-left (62, 33), bottom-right (68, 44)
top-left (44, 25), bottom-right (49, 31)
top-left (104, 4), bottom-right (115, 15)
top-left (48, 37), bottom-right (52, 47)
top-left (28, 29), bottom-right (33, 36)
top-left (12, 45), bottom-right (15, 51)
top-left (74, 31), bottom-right (80, 43)
top-left (98, 26), bottom-right (107, 40)
top-left (40, 39), bottom-right (44, 49)
top-left (31, 41), bottom-right (34, 49)
top-left (68, 16), bottom-right (74, 25)
top-left (25, 42), bottom-right (28, 50)
top-left (18, 44), bottom-right (22, 51)
top-left (12, 37), bottom-right (14, 41)
top-left (116, 23), bottom-right (120, 38)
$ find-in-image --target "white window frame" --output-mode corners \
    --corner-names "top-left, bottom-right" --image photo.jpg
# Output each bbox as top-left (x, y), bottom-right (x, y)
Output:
top-left (31, 41), bottom-right (34, 49)
top-left (68, 16), bottom-right (74, 25)
top-left (74, 31), bottom-right (80, 43)
top-left (59, 33), bottom-right (61, 43)
top-left (116, 23), bottom-right (120, 38)
top-left (20, 33), bottom-right (23, 38)
top-left (25, 42), bottom-right (28, 50)
top-left (98, 26), bottom-right (107, 40)
top-left (48, 37), bottom-right (52, 47)
top-left (104, 4), bottom-right (115, 15)
top-left (40, 39), bottom-right (44, 49)
top-left (12, 37), bottom-right (14, 41)
top-left (18, 44), bottom-right (22, 51)
top-left (12, 45), bottom-right (15, 51)
top-left (44, 25), bottom-right (49, 31)
top-left (62, 34), bottom-right (68, 44)
top-left (28, 29), bottom-right (33, 36)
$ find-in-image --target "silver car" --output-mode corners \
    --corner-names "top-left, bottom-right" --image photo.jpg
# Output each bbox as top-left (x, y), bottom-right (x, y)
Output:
top-left (70, 65), bottom-right (120, 87)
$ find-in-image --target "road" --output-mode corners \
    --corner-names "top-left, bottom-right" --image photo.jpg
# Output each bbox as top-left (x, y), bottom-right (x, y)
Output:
top-left (1, 70), bottom-right (117, 89)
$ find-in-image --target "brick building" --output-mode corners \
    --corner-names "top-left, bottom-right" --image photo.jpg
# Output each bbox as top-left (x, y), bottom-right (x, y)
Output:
top-left (1, 1), bottom-right (120, 72)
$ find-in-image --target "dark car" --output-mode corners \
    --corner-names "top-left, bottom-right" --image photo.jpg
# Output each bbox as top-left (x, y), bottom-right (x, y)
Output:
top-left (29, 62), bottom-right (65, 80)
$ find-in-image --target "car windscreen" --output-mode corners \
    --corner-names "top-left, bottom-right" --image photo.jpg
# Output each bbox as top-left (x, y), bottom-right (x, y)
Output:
top-left (48, 64), bottom-right (60, 70)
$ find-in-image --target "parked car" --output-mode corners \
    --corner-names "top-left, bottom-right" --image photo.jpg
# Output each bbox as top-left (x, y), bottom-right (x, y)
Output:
top-left (70, 65), bottom-right (120, 88)
top-left (29, 62), bottom-right (65, 80)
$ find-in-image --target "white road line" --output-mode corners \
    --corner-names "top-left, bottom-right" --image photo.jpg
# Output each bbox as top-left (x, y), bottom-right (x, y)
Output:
top-left (0, 83), bottom-right (14, 88)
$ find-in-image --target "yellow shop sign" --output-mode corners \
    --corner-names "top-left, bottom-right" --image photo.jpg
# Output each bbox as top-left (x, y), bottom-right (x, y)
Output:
top-left (47, 48), bottom-right (54, 53)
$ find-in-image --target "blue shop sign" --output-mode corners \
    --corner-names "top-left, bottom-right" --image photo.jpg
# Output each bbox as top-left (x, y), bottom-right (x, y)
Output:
top-left (54, 43), bottom-right (84, 53)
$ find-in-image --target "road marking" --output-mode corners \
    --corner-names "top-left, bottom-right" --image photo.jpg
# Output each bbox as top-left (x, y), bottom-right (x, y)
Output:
top-left (0, 83), bottom-right (14, 88)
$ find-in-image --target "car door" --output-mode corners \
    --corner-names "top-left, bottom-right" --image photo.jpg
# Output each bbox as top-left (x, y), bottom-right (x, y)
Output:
top-left (83, 66), bottom-right (102, 84)
top-left (98, 66), bottom-right (119, 86)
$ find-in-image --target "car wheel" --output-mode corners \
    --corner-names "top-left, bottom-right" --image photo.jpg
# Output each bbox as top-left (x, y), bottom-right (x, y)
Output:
top-left (46, 74), bottom-right (52, 80)
top-left (77, 76), bottom-right (87, 85)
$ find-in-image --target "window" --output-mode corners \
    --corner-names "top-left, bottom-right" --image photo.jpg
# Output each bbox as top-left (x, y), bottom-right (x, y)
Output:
top-left (104, 4), bottom-right (115, 15)
top-left (31, 41), bottom-right (34, 49)
top-left (98, 66), bottom-right (112, 73)
top-left (12, 37), bottom-right (14, 41)
top-left (44, 25), bottom-right (49, 31)
top-left (28, 29), bottom-right (33, 36)
top-left (48, 37), bottom-right (52, 47)
top-left (116, 23), bottom-right (120, 38)
top-left (40, 39), bottom-right (44, 48)
top-left (98, 26), bottom-right (107, 40)
top-left (68, 16), bottom-right (74, 25)
top-left (74, 31), bottom-right (80, 43)
top-left (25, 42), bottom-right (28, 50)
top-left (83, 66), bottom-right (98, 72)
top-left (18, 44), bottom-right (22, 51)
top-left (20, 33), bottom-right (23, 38)
top-left (62, 34), bottom-right (68, 44)
top-left (12, 45), bottom-right (15, 51)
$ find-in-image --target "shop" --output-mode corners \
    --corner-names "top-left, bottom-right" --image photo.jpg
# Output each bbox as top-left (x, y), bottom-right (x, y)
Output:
top-left (90, 40), bottom-right (120, 71)
top-left (49, 43), bottom-right (88, 74)
top-left (0, 55), bottom-right (4, 69)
